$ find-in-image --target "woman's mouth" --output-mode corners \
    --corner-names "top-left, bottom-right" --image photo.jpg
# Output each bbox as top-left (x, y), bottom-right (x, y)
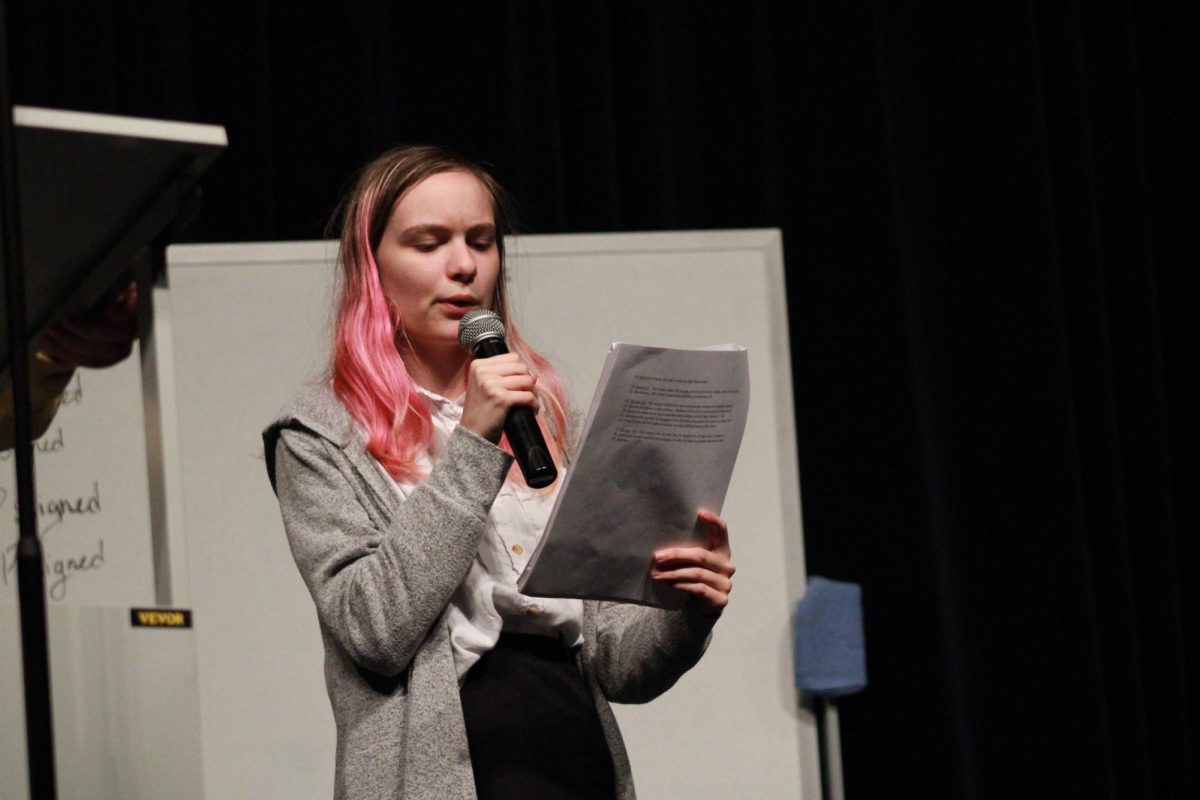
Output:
top-left (437, 297), bottom-right (478, 315)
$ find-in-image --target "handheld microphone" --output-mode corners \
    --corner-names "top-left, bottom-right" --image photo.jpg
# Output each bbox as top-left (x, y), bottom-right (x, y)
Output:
top-left (458, 310), bottom-right (558, 489)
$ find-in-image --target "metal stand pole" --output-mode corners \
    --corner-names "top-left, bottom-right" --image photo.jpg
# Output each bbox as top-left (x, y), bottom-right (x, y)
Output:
top-left (0, 2), bottom-right (58, 797)
top-left (813, 695), bottom-right (832, 800)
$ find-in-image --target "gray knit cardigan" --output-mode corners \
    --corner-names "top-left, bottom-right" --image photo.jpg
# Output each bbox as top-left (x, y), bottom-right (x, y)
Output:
top-left (264, 383), bottom-right (717, 800)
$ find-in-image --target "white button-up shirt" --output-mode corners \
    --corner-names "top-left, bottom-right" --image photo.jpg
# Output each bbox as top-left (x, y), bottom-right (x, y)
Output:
top-left (375, 386), bottom-right (584, 681)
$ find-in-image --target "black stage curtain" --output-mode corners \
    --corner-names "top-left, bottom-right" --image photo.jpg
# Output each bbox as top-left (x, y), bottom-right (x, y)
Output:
top-left (7, 3), bottom-right (1197, 798)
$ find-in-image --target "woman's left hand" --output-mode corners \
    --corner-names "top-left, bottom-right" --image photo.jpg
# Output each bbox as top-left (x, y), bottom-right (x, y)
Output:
top-left (651, 509), bottom-right (735, 615)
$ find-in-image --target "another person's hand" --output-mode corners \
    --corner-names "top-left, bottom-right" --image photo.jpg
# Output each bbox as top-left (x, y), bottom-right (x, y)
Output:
top-left (459, 352), bottom-right (539, 444)
top-left (39, 282), bottom-right (138, 369)
top-left (651, 509), bottom-right (735, 615)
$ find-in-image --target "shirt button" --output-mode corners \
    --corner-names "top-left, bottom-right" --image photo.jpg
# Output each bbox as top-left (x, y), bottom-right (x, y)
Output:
top-left (512, 544), bottom-right (524, 555)
top-left (526, 605), bottom-right (542, 616)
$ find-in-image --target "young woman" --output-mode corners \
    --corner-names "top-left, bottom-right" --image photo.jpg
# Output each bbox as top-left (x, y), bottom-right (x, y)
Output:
top-left (264, 145), bottom-right (734, 800)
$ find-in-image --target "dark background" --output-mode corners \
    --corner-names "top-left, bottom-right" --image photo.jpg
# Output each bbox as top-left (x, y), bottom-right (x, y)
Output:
top-left (7, 3), bottom-right (1198, 798)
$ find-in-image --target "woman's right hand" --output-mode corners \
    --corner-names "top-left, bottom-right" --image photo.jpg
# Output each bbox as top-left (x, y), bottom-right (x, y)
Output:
top-left (459, 353), bottom-right (538, 444)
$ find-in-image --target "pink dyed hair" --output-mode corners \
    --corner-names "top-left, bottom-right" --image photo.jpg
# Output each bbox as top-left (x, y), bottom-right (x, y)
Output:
top-left (330, 145), bottom-right (569, 483)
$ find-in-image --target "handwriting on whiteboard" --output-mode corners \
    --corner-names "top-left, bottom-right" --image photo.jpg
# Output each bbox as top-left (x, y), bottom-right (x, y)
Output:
top-left (0, 363), bottom-right (155, 607)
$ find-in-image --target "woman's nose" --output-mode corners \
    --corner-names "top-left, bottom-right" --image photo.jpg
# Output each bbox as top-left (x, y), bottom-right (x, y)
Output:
top-left (448, 239), bottom-right (477, 281)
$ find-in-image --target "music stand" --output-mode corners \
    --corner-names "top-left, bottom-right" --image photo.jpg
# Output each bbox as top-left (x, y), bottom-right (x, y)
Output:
top-left (1, 100), bottom-right (225, 799)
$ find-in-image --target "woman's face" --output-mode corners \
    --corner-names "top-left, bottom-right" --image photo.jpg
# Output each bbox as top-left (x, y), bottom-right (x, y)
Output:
top-left (375, 169), bottom-right (500, 357)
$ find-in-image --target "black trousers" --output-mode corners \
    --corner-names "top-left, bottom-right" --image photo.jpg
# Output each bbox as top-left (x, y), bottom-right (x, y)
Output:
top-left (460, 633), bottom-right (617, 800)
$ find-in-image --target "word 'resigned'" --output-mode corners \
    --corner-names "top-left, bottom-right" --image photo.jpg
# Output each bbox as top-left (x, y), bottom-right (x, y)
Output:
top-left (2, 538), bottom-right (106, 601)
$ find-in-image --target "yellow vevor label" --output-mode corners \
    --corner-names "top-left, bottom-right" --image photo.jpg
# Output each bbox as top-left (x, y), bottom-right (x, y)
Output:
top-left (130, 608), bottom-right (192, 628)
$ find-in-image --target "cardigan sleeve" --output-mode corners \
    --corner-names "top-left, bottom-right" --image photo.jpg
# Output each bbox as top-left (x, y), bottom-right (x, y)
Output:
top-left (271, 423), bottom-right (512, 677)
top-left (586, 600), bottom-right (719, 704)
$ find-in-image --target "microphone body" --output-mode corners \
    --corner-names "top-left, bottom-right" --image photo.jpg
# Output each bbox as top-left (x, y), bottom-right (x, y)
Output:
top-left (459, 312), bottom-right (558, 489)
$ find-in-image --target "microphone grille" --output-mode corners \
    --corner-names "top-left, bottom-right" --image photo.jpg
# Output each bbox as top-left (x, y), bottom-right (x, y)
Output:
top-left (458, 309), bottom-right (506, 350)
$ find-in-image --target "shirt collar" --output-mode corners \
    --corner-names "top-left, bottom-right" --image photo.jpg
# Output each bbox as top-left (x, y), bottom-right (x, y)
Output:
top-left (415, 384), bottom-right (466, 420)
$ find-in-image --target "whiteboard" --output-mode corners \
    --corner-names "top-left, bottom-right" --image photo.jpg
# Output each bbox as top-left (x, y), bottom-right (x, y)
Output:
top-left (162, 231), bottom-right (818, 799)
top-left (0, 606), bottom-right (204, 800)
top-left (1, 357), bottom-right (156, 607)
top-left (0, 355), bottom-right (203, 800)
